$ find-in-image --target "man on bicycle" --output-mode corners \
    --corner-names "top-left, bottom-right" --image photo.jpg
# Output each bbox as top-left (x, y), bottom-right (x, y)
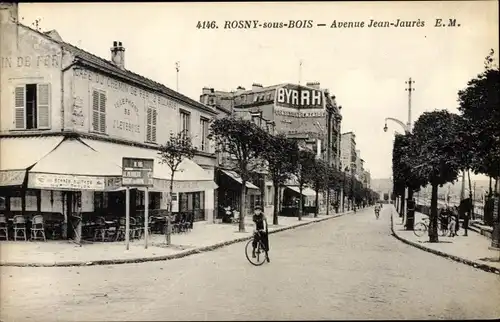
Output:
top-left (374, 203), bottom-right (381, 218)
top-left (252, 206), bottom-right (270, 262)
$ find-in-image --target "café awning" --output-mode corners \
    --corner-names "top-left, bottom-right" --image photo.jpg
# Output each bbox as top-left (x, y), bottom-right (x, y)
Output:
top-left (28, 137), bottom-right (123, 191)
top-left (81, 138), bottom-right (217, 193)
top-left (0, 136), bottom-right (64, 186)
top-left (286, 185), bottom-right (317, 197)
top-left (220, 170), bottom-right (260, 190)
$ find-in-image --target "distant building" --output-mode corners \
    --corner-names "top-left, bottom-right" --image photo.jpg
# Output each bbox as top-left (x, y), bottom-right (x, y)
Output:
top-left (200, 82), bottom-right (342, 169)
top-left (340, 132), bottom-right (357, 175)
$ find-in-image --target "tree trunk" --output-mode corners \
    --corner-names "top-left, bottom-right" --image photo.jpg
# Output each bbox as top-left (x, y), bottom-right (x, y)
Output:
top-left (273, 181), bottom-right (279, 225)
top-left (467, 169), bottom-right (474, 219)
top-left (326, 188), bottom-right (330, 216)
top-left (298, 184), bottom-right (303, 221)
top-left (489, 176), bottom-right (493, 196)
top-left (314, 188), bottom-right (319, 217)
top-left (239, 181), bottom-right (246, 232)
top-left (399, 189), bottom-right (406, 218)
top-left (405, 188), bottom-right (415, 230)
top-left (428, 183), bottom-right (439, 243)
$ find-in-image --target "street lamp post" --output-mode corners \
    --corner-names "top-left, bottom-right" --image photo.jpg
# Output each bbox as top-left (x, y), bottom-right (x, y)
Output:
top-left (383, 78), bottom-right (415, 231)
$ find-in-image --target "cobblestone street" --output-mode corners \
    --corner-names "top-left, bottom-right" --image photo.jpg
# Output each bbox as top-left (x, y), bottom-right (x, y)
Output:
top-left (1, 207), bottom-right (500, 321)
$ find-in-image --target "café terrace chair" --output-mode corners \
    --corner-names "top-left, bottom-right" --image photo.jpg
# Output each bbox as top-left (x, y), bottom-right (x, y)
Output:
top-left (0, 214), bottom-right (8, 240)
top-left (30, 215), bottom-right (47, 242)
top-left (13, 215), bottom-right (27, 241)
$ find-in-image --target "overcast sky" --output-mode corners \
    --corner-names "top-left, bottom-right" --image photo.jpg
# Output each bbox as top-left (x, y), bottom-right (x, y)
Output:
top-left (18, 1), bottom-right (498, 180)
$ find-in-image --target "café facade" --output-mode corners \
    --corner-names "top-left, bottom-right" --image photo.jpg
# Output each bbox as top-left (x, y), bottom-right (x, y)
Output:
top-left (0, 17), bottom-right (218, 240)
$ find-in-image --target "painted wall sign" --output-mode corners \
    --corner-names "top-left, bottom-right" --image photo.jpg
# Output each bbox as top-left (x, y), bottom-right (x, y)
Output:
top-left (275, 85), bottom-right (324, 109)
top-left (28, 173), bottom-right (111, 191)
top-left (0, 54), bottom-right (60, 68)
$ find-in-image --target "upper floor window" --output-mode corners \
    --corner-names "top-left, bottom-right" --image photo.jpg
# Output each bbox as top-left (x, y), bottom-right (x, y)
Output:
top-left (92, 89), bottom-right (106, 133)
top-left (200, 117), bottom-right (209, 152)
top-left (180, 109), bottom-right (191, 136)
top-left (14, 83), bottom-right (51, 130)
top-left (146, 106), bottom-right (158, 143)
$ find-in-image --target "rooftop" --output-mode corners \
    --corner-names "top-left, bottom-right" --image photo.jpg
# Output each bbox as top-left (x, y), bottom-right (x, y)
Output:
top-left (19, 23), bottom-right (216, 115)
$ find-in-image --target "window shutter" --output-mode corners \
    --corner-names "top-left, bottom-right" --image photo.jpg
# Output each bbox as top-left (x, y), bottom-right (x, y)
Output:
top-left (151, 108), bottom-right (157, 142)
top-left (98, 92), bottom-right (106, 133)
top-left (14, 85), bottom-right (26, 129)
top-left (92, 90), bottom-right (99, 132)
top-left (37, 83), bottom-right (51, 128)
top-left (146, 107), bottom-right (152, 142)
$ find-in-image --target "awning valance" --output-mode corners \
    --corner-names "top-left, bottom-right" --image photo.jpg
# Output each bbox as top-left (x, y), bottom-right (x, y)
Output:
top-left (220, 170), bottom-right (260, 190)
top-left (0, 136), bottom-right (64, 186)
top-left (286, 185), bottom-right (316, 197)
top-left (27, 138), bottom-right (123, 191)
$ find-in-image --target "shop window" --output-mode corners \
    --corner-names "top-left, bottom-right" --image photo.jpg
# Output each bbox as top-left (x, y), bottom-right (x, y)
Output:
top-left (92, 89), bottom-right (106, 133)
top-left (14, 83), bottom-right (51, 130)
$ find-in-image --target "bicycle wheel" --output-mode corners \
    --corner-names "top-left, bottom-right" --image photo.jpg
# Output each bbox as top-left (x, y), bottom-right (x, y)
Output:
top-left (245, 239), bottom-right (267, 266)
top-left (413, 223), bottom-right (427, 237)
top-left (440, 228), bottom-right (449, 237)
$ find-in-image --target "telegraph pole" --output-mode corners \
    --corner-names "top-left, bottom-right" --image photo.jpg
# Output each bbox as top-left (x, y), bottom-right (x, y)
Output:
top-left (404, 78), bottom-right (416, 230)
top-left (175, 61), bottom-right (180, 92)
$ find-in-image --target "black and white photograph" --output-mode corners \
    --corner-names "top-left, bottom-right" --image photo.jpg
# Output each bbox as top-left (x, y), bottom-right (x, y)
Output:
top-left (0, 1), bottom-right (499, 321)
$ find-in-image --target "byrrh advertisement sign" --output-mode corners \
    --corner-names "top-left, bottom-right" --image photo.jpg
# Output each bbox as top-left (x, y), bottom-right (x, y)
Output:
top-left (275, 84), bottom-right (324, 109)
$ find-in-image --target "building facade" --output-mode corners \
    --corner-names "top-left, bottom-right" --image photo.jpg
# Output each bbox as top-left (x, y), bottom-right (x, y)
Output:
top-left (340, 132), bottom-right (357, 174)
top-left (0, 5), bottom-right (217, 239)
top-left (200, 82), bottom-right (342, 169)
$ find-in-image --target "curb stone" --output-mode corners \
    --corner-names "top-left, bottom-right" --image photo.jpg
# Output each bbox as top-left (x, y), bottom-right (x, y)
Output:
top-left (390, 212), bottom-right (500, 276)
top-left (0, 211), bottom-right (352, 268)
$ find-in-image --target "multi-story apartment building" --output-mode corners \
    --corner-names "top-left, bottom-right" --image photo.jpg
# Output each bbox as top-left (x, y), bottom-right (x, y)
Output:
top-left (200, 82), bottom-right (342, 169)
top-left (340, 132), bottom-right (357, 174)
top-left (0, 4), bottom-right (217, 235)
top-left (355, 149), bottom-right (365, 180)
top-left (363, 170), bottom-right (371, 189)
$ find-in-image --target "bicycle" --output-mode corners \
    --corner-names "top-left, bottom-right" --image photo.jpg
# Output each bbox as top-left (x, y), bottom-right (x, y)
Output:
top-left (374, 208), bottom-right (380, 219)
top-left (414, 217), bottom-right (449, 237)
top-left (245, 230), bottom-right (269, 266)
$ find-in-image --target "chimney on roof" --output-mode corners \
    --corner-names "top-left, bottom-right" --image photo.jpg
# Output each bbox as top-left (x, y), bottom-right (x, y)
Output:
top-left (202, 87), bottom-right (213, 95)
top-left (110, 40), bottom-right (125, 69)
top-left (306, 81), bottom-right (320, 89)
top-left (236, 86), bottom-right (245, 95)
top-left (0, 2), bottom-right (18, 24)
top-left (252, 83), bottom-right (263, 91)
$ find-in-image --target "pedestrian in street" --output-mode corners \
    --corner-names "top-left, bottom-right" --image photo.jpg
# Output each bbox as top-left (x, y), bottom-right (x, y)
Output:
top-left (463, 210), bottom-right (470, 236)
top-left (252, 205), bottom-right (270, 262)
top-left (448, 212), bottom-right (456, 237)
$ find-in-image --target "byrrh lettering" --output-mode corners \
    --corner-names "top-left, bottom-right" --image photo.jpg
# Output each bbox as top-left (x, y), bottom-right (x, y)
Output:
top-left (276, 87), bottom-right (323, 106)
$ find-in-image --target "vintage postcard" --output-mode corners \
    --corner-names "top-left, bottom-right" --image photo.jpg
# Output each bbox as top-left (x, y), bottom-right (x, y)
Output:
top-left (0, 1), bottom-right (499, 321)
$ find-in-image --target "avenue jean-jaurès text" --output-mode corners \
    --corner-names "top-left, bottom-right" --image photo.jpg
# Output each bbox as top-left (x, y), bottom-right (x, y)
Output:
top-left (196, 18), bottom-right (460, 29)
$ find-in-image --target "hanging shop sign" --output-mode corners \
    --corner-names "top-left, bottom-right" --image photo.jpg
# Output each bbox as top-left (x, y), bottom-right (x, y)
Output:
top-left (0, 170), bottom-right (26, 186)
top-left (122, 157), bottom-right (154, 187)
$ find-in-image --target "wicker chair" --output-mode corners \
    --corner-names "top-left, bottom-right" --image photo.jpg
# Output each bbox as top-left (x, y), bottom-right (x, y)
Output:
top-left (30, 215), bottom-right (46, 242)
top-left (0, 214), bottom-right (8, 240)
top-left (13, 215), bottom-right (27, 241)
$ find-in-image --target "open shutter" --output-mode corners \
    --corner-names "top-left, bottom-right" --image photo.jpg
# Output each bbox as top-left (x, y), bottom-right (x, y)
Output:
top-left (14, 85), bottom-right (26, 129)
top-left (151, 108), bottom-right (157, 142)
top-left (98, 92), bottom-right (106, 133)
top-left (92, 90), bottom-right (99, 132)
top-left (146, 107), bottom-right (152, 142)
top-left (37, 83), bottom-right (50, 128)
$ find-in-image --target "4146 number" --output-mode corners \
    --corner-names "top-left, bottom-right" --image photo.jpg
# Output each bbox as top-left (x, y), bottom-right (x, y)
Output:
top-left (196, 21), bottom-right (218, 29)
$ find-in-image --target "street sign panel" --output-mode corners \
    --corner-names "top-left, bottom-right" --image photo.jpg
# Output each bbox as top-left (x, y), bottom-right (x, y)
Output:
top-left (122, 157), bottom-right (154, 187)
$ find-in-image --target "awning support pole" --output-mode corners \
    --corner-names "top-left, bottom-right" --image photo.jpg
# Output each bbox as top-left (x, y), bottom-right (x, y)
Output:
top-left (125, 187), bottom-right (130, 251)
top-left (144, 187), bottom-right (149, 249)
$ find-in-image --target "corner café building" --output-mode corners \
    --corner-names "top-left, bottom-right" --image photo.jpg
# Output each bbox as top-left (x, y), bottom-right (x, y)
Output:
top-left (0, 19), bottom-right (217, 240)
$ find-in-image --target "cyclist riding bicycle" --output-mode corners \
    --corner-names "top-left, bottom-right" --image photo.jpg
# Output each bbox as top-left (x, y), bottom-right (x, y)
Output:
top-left (252, 206), bottom-right (270, 262)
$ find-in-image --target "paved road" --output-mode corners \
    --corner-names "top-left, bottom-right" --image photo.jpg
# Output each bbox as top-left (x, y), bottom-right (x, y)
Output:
top-left (1, 207), bottom-right (499, 321)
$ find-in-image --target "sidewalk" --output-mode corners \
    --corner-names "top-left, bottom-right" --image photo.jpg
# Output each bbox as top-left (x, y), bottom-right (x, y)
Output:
top-left (0, 211), bottom-right (351, 267)
top-left (390, 207), bottom-right (500, 275)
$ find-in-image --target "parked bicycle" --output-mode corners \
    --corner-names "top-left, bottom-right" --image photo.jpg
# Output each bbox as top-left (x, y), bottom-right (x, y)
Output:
top-left (414, 216), bottom-right (449, 237)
